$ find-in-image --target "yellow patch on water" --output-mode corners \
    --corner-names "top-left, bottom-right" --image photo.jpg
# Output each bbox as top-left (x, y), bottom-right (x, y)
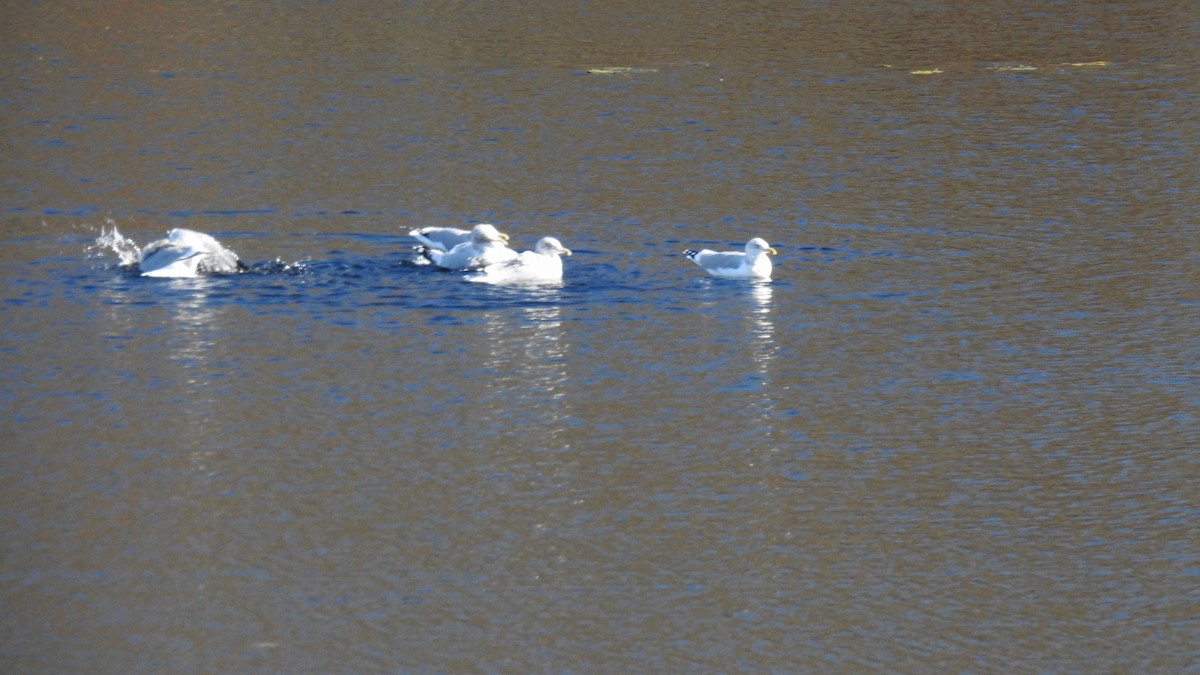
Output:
top-left (587, 66), bottom-right (659, 75)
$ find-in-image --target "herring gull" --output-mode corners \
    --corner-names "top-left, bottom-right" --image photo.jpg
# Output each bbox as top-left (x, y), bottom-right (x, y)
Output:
top-left (139, 228), bottom-right (246, 278)
top-left (417, 223), bottom-right (518, 270)
top-left (467, 236), bottom-right (572, 284)
top-left (683, 237), bottom-right (777, 280)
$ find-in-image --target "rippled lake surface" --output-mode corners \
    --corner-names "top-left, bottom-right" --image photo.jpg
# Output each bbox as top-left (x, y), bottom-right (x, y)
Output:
top-left (3, 2), bottom-right (1199, 671)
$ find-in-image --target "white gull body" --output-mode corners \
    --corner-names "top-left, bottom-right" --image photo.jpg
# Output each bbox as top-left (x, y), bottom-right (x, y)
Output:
top-left (467, 236), bottom-right (572, 284)
top-left (421, 223), bottom-right (517, 271)
top-left (683, 237), bottom-right (777, 280)
top-left (138, 228), bottom-right (245, 278)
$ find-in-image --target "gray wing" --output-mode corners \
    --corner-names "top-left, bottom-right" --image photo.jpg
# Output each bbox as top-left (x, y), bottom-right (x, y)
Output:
top-left (139, 242), bottom-right (205, 276)
top-left (694, 251), bottom-right (748, 272)
top-left (140, 242), bottom-right (195, 265)
top-left (411, 228), bottom-right (471, 252)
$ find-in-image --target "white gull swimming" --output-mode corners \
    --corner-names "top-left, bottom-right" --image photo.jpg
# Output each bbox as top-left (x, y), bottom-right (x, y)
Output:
top-left (467, 236), bottom-right (572, 285)
top-left (138, 228), bottom-right (246, 278)
top-left (683, 237), bottom-right (777, 280)
top-left (417, 223), bottom-right (518, 271)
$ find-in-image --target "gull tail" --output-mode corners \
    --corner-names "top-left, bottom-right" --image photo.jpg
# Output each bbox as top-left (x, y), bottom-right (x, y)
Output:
top-left (413, 245), bottom-right (437, 264)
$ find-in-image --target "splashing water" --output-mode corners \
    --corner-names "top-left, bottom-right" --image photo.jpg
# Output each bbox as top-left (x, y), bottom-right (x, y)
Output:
top-left (87, 221), bottom-right (309, 277)
top-left (91, 221), bottom-right (142, 268)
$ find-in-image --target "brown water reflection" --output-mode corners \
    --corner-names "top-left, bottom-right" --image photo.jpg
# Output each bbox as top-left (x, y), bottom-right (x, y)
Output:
top-left (3, 1), bottom-right (1199, 672)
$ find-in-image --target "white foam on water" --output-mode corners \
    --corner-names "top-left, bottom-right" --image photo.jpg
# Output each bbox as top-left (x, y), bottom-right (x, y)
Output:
top-left (90, 220), bottom-right (142, 268)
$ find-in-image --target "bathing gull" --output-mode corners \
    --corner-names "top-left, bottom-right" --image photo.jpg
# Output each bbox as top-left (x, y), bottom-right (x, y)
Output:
top-left (417, 223), bottom-right (517, 271)
top-left (467, 236), bottom-right (572, 284)
top-left (683, 237), bottom-right (777, 280)
top-left (139, 228), bottom-right (246, 278)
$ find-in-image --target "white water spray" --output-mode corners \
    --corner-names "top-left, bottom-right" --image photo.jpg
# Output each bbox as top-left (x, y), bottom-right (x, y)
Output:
top-left (91, 220), bottom-right (143, 268)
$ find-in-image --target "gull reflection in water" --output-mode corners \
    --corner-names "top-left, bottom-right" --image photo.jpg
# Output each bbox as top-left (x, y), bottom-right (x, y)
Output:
top-left (478, 295), bottom-right (572, 448)
top-left (164, 284), bottom-right (222, 372)
top-left (480, 303), bottom-right (568, 401)
top-left (749, 281), bottom-right (776, 376)
top-left (162, 283), bottom-right (228, 478)
top-left (99, 277), bottom-right (226, 386)
top-left (98, 277), bottom-right (230, 476)
top-left (747, 281), bottom-right (780, 448)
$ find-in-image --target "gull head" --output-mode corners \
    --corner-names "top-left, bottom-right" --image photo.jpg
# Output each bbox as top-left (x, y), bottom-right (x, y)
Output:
top-left (471, 223), bottom-right (510, 244)
top-left (534, 237), bottom-right (572, 257)
top-left (746, 238), bottom-right (777, 255)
